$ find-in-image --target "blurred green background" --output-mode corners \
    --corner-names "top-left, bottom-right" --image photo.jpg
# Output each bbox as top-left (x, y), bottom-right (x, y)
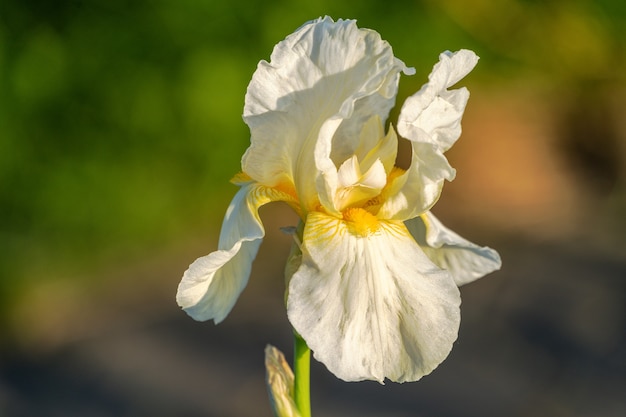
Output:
top-left (1, 0), bottom-right (625, 415)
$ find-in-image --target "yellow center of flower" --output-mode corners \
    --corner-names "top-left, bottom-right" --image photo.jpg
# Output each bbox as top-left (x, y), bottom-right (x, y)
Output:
top-left (342, 207), bottom-right (380, 237)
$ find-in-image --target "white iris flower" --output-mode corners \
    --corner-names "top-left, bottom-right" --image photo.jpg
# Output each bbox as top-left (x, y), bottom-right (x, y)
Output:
top-left (177, 17), bottom-right (501, 383)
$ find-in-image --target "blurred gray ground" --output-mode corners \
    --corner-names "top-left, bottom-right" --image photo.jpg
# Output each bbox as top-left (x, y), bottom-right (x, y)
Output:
top-left (1, 211), bottom-right (625, 417)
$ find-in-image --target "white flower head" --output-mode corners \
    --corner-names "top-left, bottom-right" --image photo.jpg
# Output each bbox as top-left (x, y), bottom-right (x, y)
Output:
top-left (177, 16), bottom-right (500, 383)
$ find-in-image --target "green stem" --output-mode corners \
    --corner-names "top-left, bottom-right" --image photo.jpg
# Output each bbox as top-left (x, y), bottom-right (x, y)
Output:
top-left (293, 333), bottom-right (311, 417)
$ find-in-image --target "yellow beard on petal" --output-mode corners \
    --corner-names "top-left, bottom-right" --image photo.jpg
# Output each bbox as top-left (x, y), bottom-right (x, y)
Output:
top-left (231, 171), bottom-right (304, 219)
top-left (230, 171), bottom-right (253, 185)
top-left (274, 180), bottom-right (298, 201)
top-left (342, 207), bottom-right (380, 237)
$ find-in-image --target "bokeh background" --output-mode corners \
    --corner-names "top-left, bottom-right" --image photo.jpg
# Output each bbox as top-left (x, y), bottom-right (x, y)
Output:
top-left (1, 0), bottom-right (625, 416)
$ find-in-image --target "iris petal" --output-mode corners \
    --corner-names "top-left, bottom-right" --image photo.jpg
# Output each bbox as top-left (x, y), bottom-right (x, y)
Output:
top-left (242, 17), bottom-right (411, 213)
top-left (380, 50), bottom-right (479, 220)
top-left (406, 212), bottom-right (502, 286)
top-left (176, 184), bottom-right (297, 322)
top-left (287, 211), bottom-right (461, 383)
top-left (354, 116), bottom-right (398, 177)
top-left (398, 50), bottom-right (479, 152)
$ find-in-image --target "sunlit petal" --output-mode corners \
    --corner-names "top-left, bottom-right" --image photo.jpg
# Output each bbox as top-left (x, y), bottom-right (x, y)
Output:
top-left (176, 184), bottom-right (296, 322)
top-left (337, 155), bottom-right (362, 188)
top-left (242, 17), bottom-right (411, 213)
top-left (287, 212), bottom-right (461, 383)
top-left (406, 212), bottom-right (502, 286)
top-left (398, 49), bottom-right (478, 152)
top-left (334, 156), bottom-right (386, 211)
top-left (379, 50), bottom-right (478, 220)
top-left (356, 115), bottom-right (398, 175)
top-left (377, 141), bottom-right (454, 220)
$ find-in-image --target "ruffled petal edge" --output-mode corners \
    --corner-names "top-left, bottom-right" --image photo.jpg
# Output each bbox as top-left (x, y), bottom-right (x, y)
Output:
top-left (287, 211), bottom-right (460, 383)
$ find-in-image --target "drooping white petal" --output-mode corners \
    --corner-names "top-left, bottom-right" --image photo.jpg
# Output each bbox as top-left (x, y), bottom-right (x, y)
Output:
top-left (176, 184), bottom-right (296, 323)
top-left (379, 50), bottom-right (478, 220)
top-left (406, 212), bottom-right (502, 286)
top-left (287, 211), bottom-right (461, 383)
top-left (242, 17), bottom-right (410, 213)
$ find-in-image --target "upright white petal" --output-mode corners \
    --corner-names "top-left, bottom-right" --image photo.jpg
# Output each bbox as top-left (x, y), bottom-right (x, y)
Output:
top-left (355, 115), bottom-right (398, 175)
top-left (406, 212), bottom-right (502, 286)
top-left (334, 155), bottom-right (386, 211)
top-left (377, 141), bottom-right (455, 220)
top-left (177, 184), bottom-right (296, 322)
top-left (380, 50), bottom-right (478, 221)
top-left (242, 17), bottom-right (410, 213)
top-left (316, 117), bottom-right (399, 216)
top-left (287, 211), bottom-right (460, 383)
top-left (398, 50), bottom-right (478, 152)
top-left (329, 63), bottom-right (412, 166)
